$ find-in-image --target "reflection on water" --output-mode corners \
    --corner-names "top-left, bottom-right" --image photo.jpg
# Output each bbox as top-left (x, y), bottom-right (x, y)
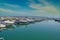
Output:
top-left (0, 20), bottom-right (60, 40)
top-left (54, 20), bottom-right (60, 23)
top-left (0, 22), bottom-right (35, 30)
top-left (0, 25), bottom-right (14, 31)
top-left (0, 20), bottom-right (60, 31)
top-left (0, 21), bottom-right (37, 40)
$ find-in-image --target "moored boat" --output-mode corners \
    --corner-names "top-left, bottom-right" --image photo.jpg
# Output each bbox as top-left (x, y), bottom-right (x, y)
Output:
top-left (3, 20), bottom-right (15, 24)
top-left (26, 18), bottom-right (35, 23)
top-left (0, 24), bottom-right (6, 28)
top-left (14, 19), bottom-right (28, 25)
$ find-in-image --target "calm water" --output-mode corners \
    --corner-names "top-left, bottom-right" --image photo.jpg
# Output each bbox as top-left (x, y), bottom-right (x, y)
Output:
top-left (0, 20), bottom-right (60, 40)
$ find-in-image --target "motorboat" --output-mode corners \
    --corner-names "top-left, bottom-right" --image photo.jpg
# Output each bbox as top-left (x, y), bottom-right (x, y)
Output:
top-left (14, 19), bottom-right (28, 25)
top-left (3, 20), bottom-right (15, 24)
top-left (0, 24), bottom-right (6, 28)
top-left (26, 18), bottom-right (35, 23)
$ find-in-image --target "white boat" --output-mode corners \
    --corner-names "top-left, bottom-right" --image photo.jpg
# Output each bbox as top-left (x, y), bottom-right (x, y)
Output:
top-left (19, 20), bottom-right (28, 23)
top-left (3, 20), bottom-right (15, 24)
top-left (0, 24), bottom-right (6, 28)
top-left (26, 18), bottom-right (35, 22)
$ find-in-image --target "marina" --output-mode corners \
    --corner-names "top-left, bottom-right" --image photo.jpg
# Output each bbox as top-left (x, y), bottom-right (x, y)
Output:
top-left (0, 19), bottom-right (60, 40)
top-left (0, 0), bottom-right (60, 40)
top-left (0, 16), bottom-right (60, 28)
top-left (0, 16), bottom-right (60, 40)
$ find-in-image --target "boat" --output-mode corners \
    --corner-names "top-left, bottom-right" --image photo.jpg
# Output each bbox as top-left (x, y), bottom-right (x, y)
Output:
top-left (19, 20), bottom-right (28, 23)
top-left (0, 24), bottom-right (6, 28)
top-left (26, 18), bottom-right (35, 23)
top-left (14, 20), bottom-right (28, 25)
top-left (3, 20), bottom-right (15, 24)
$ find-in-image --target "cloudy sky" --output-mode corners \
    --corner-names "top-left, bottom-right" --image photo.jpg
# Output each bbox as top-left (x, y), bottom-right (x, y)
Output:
top-left (0, 0), bottom-right (60, 17)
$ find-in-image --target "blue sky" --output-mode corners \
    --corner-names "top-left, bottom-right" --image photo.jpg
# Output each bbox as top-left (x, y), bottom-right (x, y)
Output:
top-left (0, 0), bottom-right (60, 17)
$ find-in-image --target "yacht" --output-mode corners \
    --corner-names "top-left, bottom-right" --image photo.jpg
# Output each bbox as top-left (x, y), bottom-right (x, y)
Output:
top-left (19, 20), bottom-right (28, 23)
top-left (14, 19), bottom-right (28, 24)
top-left (3, 20), bottom-right (15, 24)
top-left (26, 18), bottom-right (35, 23)
top-left (0, 24), bottom-right (6, 28)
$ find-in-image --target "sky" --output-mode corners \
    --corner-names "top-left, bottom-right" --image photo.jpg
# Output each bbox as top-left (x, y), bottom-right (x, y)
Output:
top-left (0, 0), bottom-right (60, 17)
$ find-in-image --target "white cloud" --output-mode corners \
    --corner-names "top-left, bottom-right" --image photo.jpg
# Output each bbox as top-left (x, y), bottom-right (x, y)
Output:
top-left (0, 8), bottom-right (34, 16)
top-left (4, 3), bottom-right (20, 8)
top-left (0, 3), bottom-right (21, 9)
top-left (0, 8), bottom-right (23, 14)
top-left (38, 0), bottom-right (49, 5)
top-left (29, 0), bottom-right (59, 13)
top-left (0, 3), bottom-right (24, 14)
